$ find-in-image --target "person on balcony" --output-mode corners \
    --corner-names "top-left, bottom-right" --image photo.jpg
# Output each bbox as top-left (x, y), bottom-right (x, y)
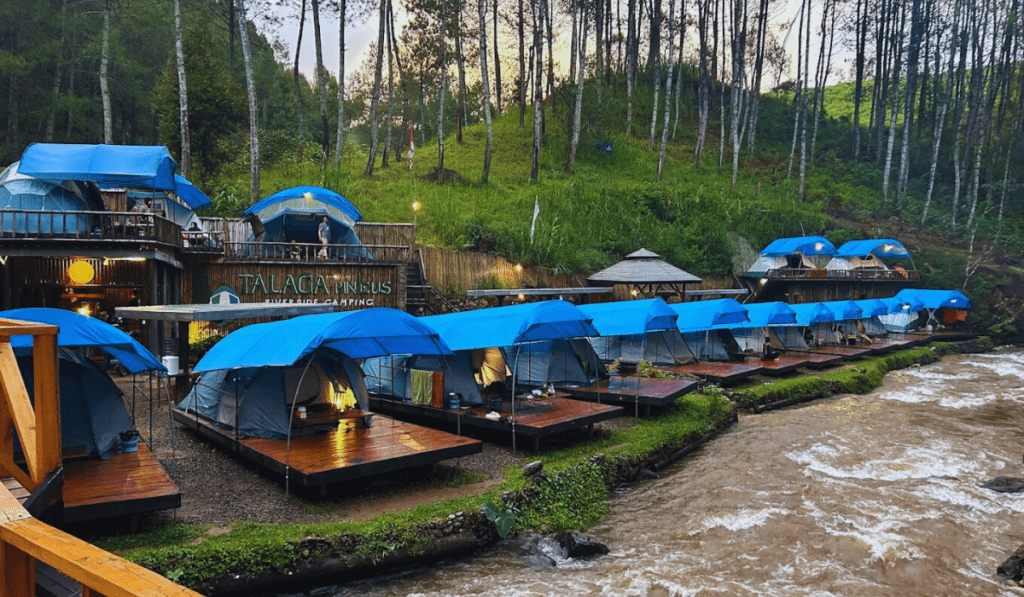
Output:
top-left (318, 216), bottom-right (331, 259)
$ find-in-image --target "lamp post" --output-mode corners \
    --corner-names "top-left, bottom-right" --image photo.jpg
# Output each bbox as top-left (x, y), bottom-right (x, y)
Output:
top-left (412, 200), bottom-right (421, 237)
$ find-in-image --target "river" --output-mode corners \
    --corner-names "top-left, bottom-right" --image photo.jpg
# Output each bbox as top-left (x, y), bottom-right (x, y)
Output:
top-left (303, 348), bottom-right (1024, 596)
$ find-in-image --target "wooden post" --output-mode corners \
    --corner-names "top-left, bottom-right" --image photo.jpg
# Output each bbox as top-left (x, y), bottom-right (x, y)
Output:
top-left (33, 333), bottom-right (61, 478)
top-left (0, 541), bottom-right (34, 596)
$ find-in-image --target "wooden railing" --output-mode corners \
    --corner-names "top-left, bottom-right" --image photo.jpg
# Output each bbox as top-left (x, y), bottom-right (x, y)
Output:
top-left (765, 268), bottom-right (919, 281)
top-left (0, 209), bottom-right (184, 249)
top-left (222, 241), bottom-right (410, 264)
top-left (0, 318), bottom-right (203, 596)
top-left (0, 319), bottom-right (61, 493)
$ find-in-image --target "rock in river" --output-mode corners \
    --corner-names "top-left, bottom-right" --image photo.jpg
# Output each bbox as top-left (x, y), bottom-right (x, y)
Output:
top-left (981, 476), bottom-right (1024, 493)
top-left (558, 531), bottom-right (610, 559)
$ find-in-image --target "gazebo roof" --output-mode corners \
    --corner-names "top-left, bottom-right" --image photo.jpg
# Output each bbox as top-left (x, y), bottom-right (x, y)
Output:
top-left (587, 249), bottom-right (702, 285)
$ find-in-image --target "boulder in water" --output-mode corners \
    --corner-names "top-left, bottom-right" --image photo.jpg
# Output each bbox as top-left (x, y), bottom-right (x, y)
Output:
top-left (558, 531), bottom-right (610, 559)
top-left (998, 544), bottom-right (1024, 580)
top-left (981, 476), bottom-right (1024, 493)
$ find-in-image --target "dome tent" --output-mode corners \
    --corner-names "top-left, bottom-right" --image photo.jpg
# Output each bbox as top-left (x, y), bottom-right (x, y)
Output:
top-left (244, 186), bottom-right (369, 257)
top-left (0, 161), bottom-right (102, 235)
top-left (745, 236), bottom-right (836, 276)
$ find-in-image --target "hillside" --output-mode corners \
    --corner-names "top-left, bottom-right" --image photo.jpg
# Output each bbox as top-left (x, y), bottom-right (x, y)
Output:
top-left (204, 77), bottom-right (1024, 343)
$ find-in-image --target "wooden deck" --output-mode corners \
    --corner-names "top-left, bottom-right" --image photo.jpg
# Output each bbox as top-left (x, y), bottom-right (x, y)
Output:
top-left (558, 376), bottom-right (698, 414)
top-left (793, 350), bottom-right (846, 369)
top-left (756, 354), bottom-right (809, 376)
top-left (795, 344), bottom-right (875, 359)
top-left (173, 409), bottom-right (482, 489)
top-left (61, 443), bottom-right (181, 523)
top-left (667, 361), bottom-right (766, 385)
top-left (368, 395), bottom-right (623, 451)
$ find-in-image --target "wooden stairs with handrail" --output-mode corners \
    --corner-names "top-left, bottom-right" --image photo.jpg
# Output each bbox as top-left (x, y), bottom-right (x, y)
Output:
top-left (0, 317), bottom-right (202, 597)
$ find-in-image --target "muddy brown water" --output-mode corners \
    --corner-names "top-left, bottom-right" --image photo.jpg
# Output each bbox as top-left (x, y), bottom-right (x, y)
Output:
top-left (296, 349), bottom-right (1024, 596)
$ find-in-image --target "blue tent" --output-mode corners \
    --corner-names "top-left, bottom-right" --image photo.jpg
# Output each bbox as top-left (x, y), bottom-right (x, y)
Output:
top-left (580, 299), bottom-right (694, 366)
top-left (853, 299), bottom-right (889, 317)
top-left (878, 296), bottom-right (924, 332)
top-left (0, 308), bottom-right (164, 374)
top-left (171, 174), bottom-right (212, 209)
top-left (760, 236), bottom-right (837, 256)
top-left (505, 338), bottom-right (608, 386)
top-left (0, 162), bottom-right (100, 235)
top-left (183, 309), bottom-right (450, 438)
top-left (746, 237), bottom-right (836, 276)
top-left (19, 143), bottom-right (178, 191)
top-left (835, 239), bottom-right (911, 258)
top-left (364, 352), bottom-right (485, 406)
top-left (194, 308), bottom-right (452, 373)
top-left (895, 288), bottom-right (971, 310)
top-left (242, 186), bottom-right (367, 256)
top-left (17, 349), bottom-right (134, 460)
top-left (670, 299), bottom-right (749, 332)
top-left (422, 300), bottom-right (599, 350)
top-left (790, 303), bottom-right (835, 325)
top-left (730, 302), bottom-right (798, 328)
top-left (820, 300), bottom-right (863, 322)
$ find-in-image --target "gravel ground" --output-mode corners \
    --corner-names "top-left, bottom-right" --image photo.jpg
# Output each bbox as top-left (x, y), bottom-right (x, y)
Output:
top-left (103, 373), bottom-right (629, 534)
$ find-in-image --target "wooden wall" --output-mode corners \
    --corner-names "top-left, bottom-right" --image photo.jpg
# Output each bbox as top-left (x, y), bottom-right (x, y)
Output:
top-left (417, 246), bottom-right (585, 292)
top-left (200, 218), bottom-right (415, 247)
top-left (187, 261), bottom-right (406, 310)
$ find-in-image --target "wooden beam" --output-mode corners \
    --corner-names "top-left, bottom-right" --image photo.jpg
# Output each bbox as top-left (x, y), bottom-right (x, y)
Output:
top-left (0, 540), bottom-right (34, 597)
top-left (0, 344), bottom-right (38, 482)
top-left (0, 518), bottom-right (202, 597)
top-left (33, 334), bottom-right (62, 478)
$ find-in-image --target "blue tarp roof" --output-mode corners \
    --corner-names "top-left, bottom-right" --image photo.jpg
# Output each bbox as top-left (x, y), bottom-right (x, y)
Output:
top-left (422, 300), bottom-right (599, 351)
top-left (895, 288), bottom-right (971, 310)
top-left (881, 295), bottom-right (924, 313)
top-left (0, 308), bottom-right (165, 373)
top-left (577, 299), bottom-right (678, 336)
top-left (245, 186), bottom-right (363, 228)
top-left (670, 299), bottom-right (749, 332)
top-left (760, 236), bottom-right (837, 256)
top-left (172, 174), bottom-right (212, 209)
top-left (19, 143), bottom-right (178, 191)
top-left (194, 308), bottom-right (451, 372)
top-left (790, 303), bottom-right (836, 325)
top-left (853, 299), bottom-right (889, 317)
top-left (820, 300), bottom-right (863, 321)
top-left (835, 239), bottom-right (911, 258)
top-left (730, 302), bottom-right (798, 328)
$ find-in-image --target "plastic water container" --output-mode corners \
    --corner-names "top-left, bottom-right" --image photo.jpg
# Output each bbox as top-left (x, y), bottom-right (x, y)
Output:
top-left (447, 393), bottom-right (460, 410)
top-left (162, 355), bottom-right (180, 375)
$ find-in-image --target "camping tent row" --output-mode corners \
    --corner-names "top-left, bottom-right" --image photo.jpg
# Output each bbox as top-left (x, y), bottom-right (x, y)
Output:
top-left (745, 236), bottom-right (914, 276)
top-left (176, 289), bottom-right (968, 440)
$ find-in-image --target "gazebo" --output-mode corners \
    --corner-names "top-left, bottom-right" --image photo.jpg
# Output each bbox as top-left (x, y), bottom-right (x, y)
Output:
top-left (587, 249), bottom-right (702, 300)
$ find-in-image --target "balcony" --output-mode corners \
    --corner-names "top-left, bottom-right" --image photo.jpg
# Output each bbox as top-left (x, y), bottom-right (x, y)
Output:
top-left (0, 209), bottom-right (183, 249)
top-left (220, 241), bottom-right (410, 264)
top-left (764, 268), bottom-right (919, 282)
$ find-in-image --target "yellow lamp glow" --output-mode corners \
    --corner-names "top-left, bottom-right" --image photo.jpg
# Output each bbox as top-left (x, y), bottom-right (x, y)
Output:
top-left (514, 264), bottom-right (523, 273)
top-left (304, 191), bottom-right (314, 201)
top-left (68, 260), bottom-right (95, 285)
top-left (412, 200), bottom-right (421, 212)
top-left (77, 304), bottom-right (92, 317)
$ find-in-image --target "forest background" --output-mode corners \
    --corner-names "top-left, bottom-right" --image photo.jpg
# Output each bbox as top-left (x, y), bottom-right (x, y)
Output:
top-left (1, 0), bottom-right (1022, 339)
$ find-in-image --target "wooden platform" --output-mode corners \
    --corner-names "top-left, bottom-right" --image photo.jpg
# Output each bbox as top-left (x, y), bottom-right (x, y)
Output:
top-left (173, 409), bottom-right (482, 489)
top-left (558, 376), bottom-right (698, 414)
top-left (61, 443), bottom-right (181, 523)
top-left (368, 395), bottom-right (623, 451)
top-left (756, 354), bottom-right (809, 376)
top-left (667, 361), bottom-right (766, 385)
top-left (793, 350), bottom-right (846, 369)
top-left (794, 344), bottom-right (875, 359)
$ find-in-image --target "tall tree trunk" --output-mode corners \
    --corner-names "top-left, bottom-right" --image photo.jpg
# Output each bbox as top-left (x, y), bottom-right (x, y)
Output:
top-left (236, 0), bottom-right (260, 203)
top-left (729, 0), bottom-right (747, 188)
top-left (173, 0), bottom-right (192, 176)
top-left (530, 0), bottom-right (543, 180)
top-left (334, 0), bottom-right (347, 165)
top-left (745, 0), bottom-right (768, 153)
top-left (567, 0), bottom-right (587, 173)
top-left (787, 0), bottom-right (806, 179)
top-left (797, 0), bottom-right (811, 197)
top-left (895, 0), bottom-right (925, 207)
top-left (809, 0), bottom-right (834, 166)
top-left (478, 0), bottom-right (494, 181)
top-left (852, 0), bottom-right (867, 160)
top-left (658, 0), bottom-right (677, 181)
top-left (382, 0), bottom-right (396, 168)
top-left (626, 0), bottom-right (636, 136)
top-left (545, 0), bottom-right (554, 111)
top-left (716, 0), bottom-right (726, 169)
top-left (595, 0), bottom-right (604, 107)
top-left (695, 0), bottom-right (709, 167)
top-left (100, 0), bottom-right (112, 144)
top-left (493, 0), bottom-right (502, 113)
top-left (881, 0), bottom-right (905, 207)
top-left (518, 0), bottom-right (526, 126)
top-left (365, 0), bottom-right (387, 176)
top-left (437, 0), bottom-right (449, 173)
top-left (920, 1), bottom-right (956, 229)
top-left (294, 0), bottom-right (308, 161)
top-left (455, 0), bottom-right (467, 144)
top-left (312, 0), bottom-right (330, 155)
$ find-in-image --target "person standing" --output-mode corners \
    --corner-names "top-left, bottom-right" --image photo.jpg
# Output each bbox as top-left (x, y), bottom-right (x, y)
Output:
top-left (317, 216), bottom-right (331, 258)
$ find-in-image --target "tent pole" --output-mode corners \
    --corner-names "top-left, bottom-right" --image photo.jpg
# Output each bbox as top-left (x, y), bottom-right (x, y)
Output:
top-left (510, 344), bottom-right (522, 453)
top-left (635, 335), bottom-right (648, 418)
top-left (286, 350), bottom-right (319, 498)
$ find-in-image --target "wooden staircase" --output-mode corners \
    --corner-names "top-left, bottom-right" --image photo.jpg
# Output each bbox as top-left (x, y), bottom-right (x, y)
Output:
top-left (405, 248), bottom-right (457, 315)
